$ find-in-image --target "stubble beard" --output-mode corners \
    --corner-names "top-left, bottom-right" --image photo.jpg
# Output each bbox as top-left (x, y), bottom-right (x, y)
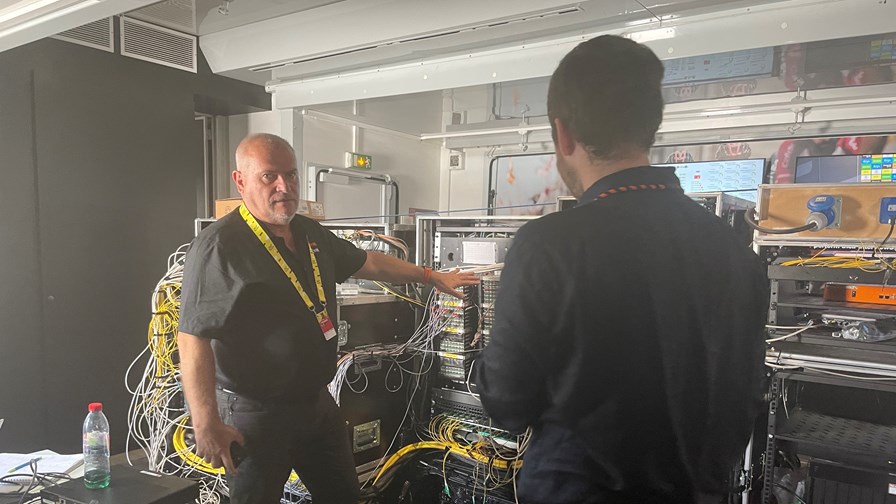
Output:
top-left (268, 200), bottom-right (297, 225)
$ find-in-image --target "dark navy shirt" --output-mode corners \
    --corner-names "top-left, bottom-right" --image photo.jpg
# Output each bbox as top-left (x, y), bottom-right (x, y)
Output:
top-left (179, 210), bottom-right (368, 402)
top-left (476, 166), bottom-right (768, 503)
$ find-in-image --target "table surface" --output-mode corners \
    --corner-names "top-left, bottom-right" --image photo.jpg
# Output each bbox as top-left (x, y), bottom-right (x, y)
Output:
top-left (0, 450), bottom-right (150, 504)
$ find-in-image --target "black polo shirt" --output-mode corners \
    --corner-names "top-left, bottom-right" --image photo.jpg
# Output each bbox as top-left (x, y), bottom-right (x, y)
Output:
top-left (179, 210), bottom-right (368, 402)
top-left (475, 166), bottom-right (769, 502)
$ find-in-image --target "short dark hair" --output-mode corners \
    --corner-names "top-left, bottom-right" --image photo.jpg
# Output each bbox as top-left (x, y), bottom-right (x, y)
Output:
top-left (547, 35), bottom-right (664, 160)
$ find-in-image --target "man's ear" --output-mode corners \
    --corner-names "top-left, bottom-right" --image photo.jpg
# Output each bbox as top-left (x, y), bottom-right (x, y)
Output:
top-left (231, 170), bottom-right (245, 194)
top-left (553, 118), bottom-right (576, 157)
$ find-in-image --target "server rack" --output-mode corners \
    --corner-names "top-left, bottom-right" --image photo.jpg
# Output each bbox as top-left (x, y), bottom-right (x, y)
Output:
top-left (754, 184), bottom-right (896, 504)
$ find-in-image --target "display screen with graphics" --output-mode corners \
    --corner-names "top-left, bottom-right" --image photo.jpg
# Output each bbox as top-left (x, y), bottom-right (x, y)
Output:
top-left (656, 159), bottom-right (766, 202)
top-left (662, 47), bottom-right (775, 85)
top-left (490, 154), bottom-right (570, 216)
top-left (794, 154), bottom-right (896, 184)
top-left (861, 153), bottom-right (896, 181)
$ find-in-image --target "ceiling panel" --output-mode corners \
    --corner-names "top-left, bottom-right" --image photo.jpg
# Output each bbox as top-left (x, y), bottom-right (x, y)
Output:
top-left (195, 0), bottom-right (345, 35)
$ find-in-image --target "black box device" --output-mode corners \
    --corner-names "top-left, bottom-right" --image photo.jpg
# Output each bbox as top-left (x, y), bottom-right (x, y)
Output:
top-left (40, 465), bottom-right (199, 504)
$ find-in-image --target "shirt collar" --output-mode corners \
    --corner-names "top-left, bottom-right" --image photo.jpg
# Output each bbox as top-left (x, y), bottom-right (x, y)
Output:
top-left (253, 214), bottom-right (305, 244)
top-left (578, 166), bottom-right (682, 205)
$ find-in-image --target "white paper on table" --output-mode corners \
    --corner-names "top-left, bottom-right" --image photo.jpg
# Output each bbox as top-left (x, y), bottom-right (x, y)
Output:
top-left (0, 449), bottom-right (82, 480)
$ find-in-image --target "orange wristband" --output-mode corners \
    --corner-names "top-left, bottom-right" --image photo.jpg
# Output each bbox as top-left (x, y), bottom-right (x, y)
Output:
top-left (422, 266), bottom-right (433, 284)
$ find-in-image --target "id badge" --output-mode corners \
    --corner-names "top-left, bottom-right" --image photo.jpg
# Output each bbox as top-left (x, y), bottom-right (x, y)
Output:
top-left (319, 315), bottom-right (337, 341)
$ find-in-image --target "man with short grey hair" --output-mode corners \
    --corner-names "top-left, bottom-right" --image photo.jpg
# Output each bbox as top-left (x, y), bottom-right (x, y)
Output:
top-left (178, 133), bottom-right (477, 503)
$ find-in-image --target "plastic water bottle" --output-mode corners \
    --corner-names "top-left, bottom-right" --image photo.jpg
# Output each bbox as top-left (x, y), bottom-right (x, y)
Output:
top-left (82, 402), bottom-right (110, 489)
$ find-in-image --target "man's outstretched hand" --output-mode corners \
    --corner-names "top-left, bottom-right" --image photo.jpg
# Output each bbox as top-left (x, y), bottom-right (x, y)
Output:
top-left (431, 268), bottom-right (480, 298)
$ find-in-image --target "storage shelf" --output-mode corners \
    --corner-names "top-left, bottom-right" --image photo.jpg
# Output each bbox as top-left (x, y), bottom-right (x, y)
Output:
top-left (769, 262), bottom-right (889, 283)
top-left (797, 332), bottom-right (896, 353)
top-left (776, 294), bottom-right (896, 315)
top-left (776, 409), bottom-right (896, 462)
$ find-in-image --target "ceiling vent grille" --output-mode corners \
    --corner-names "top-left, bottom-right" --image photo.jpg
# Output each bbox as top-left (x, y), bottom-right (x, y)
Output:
top-left (127, 0), bottom-right (196, 34)
top-left (52, 17), bottom-right (113, 52)
top-left (120, 16), bottom-right (197, 73)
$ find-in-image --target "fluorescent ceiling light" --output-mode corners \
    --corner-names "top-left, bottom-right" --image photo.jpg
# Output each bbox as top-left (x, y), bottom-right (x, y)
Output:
top-left (0, 0), bottom-right (99, 38)
top-left (624, 27), bottom-right (676, 43)
top-left (701, 108), bottom-right (743, 116)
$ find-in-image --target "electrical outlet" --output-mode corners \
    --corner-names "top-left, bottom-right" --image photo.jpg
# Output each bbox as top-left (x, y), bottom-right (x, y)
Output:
top-left (880, 197), bottom-right (896, 223)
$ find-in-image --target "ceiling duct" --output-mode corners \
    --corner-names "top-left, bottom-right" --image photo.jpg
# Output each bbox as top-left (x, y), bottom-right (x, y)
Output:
top-left (120, 16), bottom-right (197, 72)
top-left (248, 6), bottom-right (582, 73)
top-left (51, 15), bottom-right (112, 52)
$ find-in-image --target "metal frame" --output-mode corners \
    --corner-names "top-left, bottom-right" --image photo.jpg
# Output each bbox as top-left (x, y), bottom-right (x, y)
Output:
top-left (322, 221), bottom-right (414, 241)
top-left (759, 237), bottom-right (896, 503)
top-left (761, 376), bottom-right (782, 504)
top-left (414, 215), bottom-right (536, 267)
top-left (307, 165), bottom-right (397, 224)
top-left (194, 113), bottom-right (216, 218)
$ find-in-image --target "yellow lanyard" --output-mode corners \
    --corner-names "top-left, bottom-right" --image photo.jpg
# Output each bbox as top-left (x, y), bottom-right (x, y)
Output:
top-left (239, 204), bottom-right (329, 322)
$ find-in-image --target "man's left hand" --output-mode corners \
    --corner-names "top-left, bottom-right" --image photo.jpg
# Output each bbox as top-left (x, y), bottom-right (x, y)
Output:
top-left (431, 269), bottom-right (480, 298)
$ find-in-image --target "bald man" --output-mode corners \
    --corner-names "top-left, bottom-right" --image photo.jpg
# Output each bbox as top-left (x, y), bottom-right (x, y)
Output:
top-left (177, 134), bottom-right (477, 503)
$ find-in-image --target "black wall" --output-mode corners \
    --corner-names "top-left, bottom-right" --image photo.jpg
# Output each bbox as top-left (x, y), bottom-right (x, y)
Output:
top-left (0, 37), bottom-right (269, 454)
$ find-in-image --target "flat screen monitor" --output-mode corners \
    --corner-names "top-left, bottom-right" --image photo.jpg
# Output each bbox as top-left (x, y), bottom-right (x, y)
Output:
top-left (794, 153), bottom-right (896, 184)
top-left (490, 153), bottom-right (570, 216)
top-left (655, 158), bottom-right (766, 202)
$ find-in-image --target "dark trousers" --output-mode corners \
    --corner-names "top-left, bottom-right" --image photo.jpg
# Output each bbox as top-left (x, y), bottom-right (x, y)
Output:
top-left (517, 425), bottom-right (725, 504)
top-left (216, 386), bottom-right (360, 504)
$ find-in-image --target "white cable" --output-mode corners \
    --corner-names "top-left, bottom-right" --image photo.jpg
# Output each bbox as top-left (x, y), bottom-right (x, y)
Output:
top-left (766, 322), bottom-right (814, 343)
top-left (766, 360), bottom-right (896, 380)
top-left (765, 362), bottom-right (803, 370)
top-left (801, 366), bottom-right (896, 381)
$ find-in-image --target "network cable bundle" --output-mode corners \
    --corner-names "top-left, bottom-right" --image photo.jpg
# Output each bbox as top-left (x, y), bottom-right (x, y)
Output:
top-left (436, 286), bottom-right (479, 385)
top-left (126, 244), bottom-right (313, 504)
top-left (125, 244), bottom-right (239, 504)
top-left (127, 246), bottom-right (474, 504)
top-left (128, 244), bottom-right (451, 503)
top-left (128, 231), bottom-right (524, 504)
top-left (480, 273), bottom-right (500, 347)
top-left (325, 224), bottom-right (414, 296)
top-left (327, 263), bottom-right (532, 504)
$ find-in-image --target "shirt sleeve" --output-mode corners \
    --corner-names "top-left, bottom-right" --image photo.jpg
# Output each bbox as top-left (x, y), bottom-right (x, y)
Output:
top-left (322, 228), bottom-right (368, 283)
top-left (178, 237), bottom-right (240, 339)
top-left (475, 223), bottom-right (556, 434)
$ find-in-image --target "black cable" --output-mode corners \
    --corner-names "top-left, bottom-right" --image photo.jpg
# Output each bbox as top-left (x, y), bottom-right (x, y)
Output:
top-left (773, 482), bottom-right (807, 504)
top-left (743, 208), bottom-right (818, 234)
top-left (872, 216), bottom-right (896, 259)
top-left (0, 475), bottom-right (28, 495)
top-left (0, 471), bottom-right (70, 497)
top-left (17, 460), bottom-right (39, 504)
